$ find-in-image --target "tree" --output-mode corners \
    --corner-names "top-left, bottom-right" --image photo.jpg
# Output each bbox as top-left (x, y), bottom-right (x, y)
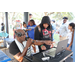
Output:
top-left (44, 12), bottom-right (54, 16)
top-left (44, 12), bottom-right (74, 21)
top-left (8, 12), bottom-right (23, 25)
top-left (8, 12), bottom-right (16, 25)
top-left (52, 12), bottom-right (74, 21)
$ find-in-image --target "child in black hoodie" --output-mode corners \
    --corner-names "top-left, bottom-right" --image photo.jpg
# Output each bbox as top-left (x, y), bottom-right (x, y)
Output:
top-left (34, 16), bottom-right (53, 52)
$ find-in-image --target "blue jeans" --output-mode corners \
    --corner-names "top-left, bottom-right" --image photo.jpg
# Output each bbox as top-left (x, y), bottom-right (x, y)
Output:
top-left (52, 33), bottom-right (54, 41)
top-left (67, 44), bottom-right (72, 50)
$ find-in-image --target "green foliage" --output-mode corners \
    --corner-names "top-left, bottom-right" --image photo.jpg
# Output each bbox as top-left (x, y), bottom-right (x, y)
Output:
top-left (31, 12), bottom-right (44, 20)
top-left (49, 12), bottom-right (74, 21)
top-left (31, 12), bottom-right (74, 22)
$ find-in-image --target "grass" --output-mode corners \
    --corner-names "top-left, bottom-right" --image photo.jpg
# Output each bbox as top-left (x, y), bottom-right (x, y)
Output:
top-left (53, 34), bottom-right (59, 46)
top-left (54, 34), bottom-right (59, 42)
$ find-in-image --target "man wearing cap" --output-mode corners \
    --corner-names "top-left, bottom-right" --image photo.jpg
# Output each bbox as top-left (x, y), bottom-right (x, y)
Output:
top-left (58, 17), bottom-right (68, 41)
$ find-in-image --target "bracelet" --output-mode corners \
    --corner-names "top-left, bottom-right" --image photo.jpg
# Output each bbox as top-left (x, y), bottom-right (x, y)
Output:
top-left (40, 45), bottom-right (43, 48)
top-left (32, 40), bottom-right (34, 44)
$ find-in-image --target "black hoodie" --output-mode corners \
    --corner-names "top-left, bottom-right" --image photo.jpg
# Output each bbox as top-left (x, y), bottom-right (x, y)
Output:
top-left (34, 16), bottom-right (53, 52)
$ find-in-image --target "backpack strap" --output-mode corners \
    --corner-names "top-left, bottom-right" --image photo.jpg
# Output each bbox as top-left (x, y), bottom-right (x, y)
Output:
top-left (34, 25), bottom-right (41, 32)
top-left (50, 25), bottom-right (53, 41)
top-left (37, 25), bottom-right (41, 32)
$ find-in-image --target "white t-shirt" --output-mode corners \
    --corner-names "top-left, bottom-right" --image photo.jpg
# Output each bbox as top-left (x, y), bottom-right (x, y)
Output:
top-left (67, 31), bottom-right (72, 44)
top-left (59, 23), bottom-right (69, 37)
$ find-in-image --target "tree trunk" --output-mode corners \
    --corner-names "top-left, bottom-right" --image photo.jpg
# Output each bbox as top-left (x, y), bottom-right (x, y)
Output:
top-left (12, 12), bottom-right (16, 25)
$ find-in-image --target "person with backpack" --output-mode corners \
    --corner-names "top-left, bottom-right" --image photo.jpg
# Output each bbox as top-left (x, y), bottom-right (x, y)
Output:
top-left (34, 16), bottom-right (53, 52)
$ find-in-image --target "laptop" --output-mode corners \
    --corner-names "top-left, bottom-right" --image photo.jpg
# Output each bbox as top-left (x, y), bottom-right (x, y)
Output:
top-left (56, 39), bottom-right (68, 55)
top-left (43, 39), bottom-right (68, 57)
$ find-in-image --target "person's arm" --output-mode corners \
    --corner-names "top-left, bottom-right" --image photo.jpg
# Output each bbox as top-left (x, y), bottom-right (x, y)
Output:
top-left (33, 40), bottom-right (53, 45)
top-left (14, 38), bottom-right (53, 62)
top-left (20, 38), bottom-right (53, 57)
top-left (13, 38), bottom-right (32, 62)
top-left (26, 29), bottom-right (31, 31)
top-left (26, 26), bottom-right (31, 31)
top-left (32, 44), bottom-right (36, 53)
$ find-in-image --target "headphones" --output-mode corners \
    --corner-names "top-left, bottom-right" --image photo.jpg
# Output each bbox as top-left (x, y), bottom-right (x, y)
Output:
top-left (15, 31), bottom-right (30, 41)
top-left (15, 31), bottom-right (22, 37)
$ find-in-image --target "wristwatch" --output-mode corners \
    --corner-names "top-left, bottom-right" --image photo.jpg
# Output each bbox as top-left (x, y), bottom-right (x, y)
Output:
top-left (32, 40), bottom-right (34, 44)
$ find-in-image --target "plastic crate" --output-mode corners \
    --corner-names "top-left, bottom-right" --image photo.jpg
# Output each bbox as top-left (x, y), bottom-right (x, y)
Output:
top-left (0, 50), bottom-right (11, 62)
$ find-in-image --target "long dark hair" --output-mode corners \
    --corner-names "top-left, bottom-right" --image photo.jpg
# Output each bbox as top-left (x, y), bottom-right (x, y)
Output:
top-left (40, 16), bottom-right (53, 41)
top-left (30, 19), bottom-right (36, 25)
top-left (40, 16), bottom-right (51, 28)
top-left (69, 23), bottom-right (75, 29)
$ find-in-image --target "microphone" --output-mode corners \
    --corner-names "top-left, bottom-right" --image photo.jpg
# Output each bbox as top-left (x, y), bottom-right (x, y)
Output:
top-left (25, 37), bottom-right (29, 41)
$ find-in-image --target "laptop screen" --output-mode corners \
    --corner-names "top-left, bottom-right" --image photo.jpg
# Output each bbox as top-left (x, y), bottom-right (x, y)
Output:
top-left (56, 39), bottom-right (68, 55)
